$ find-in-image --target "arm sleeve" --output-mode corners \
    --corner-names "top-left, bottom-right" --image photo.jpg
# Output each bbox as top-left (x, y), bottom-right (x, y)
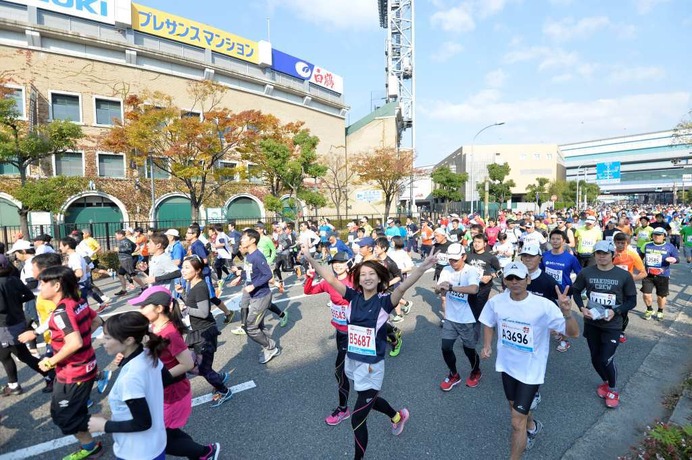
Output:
top-left (154, 270), bottom-right (182, 283)
top-left (304, 277), bottom-right (326, 295)
top-left (16, 279), bottom-right (36, 303)
top-left (571, 273), bottom-right (585, 309)
top-left (186, 284), bottom-right (211, 319)
top-left (617, 294), bottom-right (637, 314)
top-left (103, 398), bottom-right (152, 433)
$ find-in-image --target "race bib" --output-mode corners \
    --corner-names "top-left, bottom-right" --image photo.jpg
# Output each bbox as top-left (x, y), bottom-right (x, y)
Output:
top-left (638, 232), bottom-right (649, 240)
top-left (319, 230), bottom-right (327, 237)
top-left (329, 247), bottom-right (338, 256)
top-left (500, 319), bottom-right (534, 353)
top-left (616, 264), bottom-right (629, 271)
top-left (448, 290), bottom-right (468, 301)
top-left (590, 291), bottom-right (616, 306)
top-left (645, 253), bottom-right (662, 267)
top-left (347, 324), bottom-right (376, 356)
top-left (329, 302), bottom-right (348, 326)
top-left (85, 359), bottom-right (97, 374)
top-left (545, 266), bottom-right (562, 283)
top-left (581, 239), bottom-right (595, 251)
top-left (687, 235), bottom-right (692, 243)
top-left (230, 238), bottom-right (235, 245)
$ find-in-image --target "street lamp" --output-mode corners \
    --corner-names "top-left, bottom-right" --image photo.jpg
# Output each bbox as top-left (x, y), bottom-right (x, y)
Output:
top-left (470, 122), bottom-right (505, 214)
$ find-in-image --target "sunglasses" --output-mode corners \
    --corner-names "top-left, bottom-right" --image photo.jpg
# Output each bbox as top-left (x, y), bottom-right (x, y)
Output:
top-left (505, 275), bottom-right (523, 281)
top-left (185, 255), bottom-right (202, 262)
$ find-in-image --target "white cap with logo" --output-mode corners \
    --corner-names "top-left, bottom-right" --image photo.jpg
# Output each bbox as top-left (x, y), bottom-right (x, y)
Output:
top-left (503, 261), bottom-right (529, 279)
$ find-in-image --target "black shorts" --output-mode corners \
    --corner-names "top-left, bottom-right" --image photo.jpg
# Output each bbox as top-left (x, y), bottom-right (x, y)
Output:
top-left (117, 257), bottom-right (136, 276)
top-left (50, 379), bottom-right (95, 435)
top-left (641, 275), bottom-right (669, 297)
top-left (501, 372), bottom-right (540, 415)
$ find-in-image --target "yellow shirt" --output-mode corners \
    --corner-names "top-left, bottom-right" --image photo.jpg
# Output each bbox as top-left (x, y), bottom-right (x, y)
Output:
top-left (82, 236), bottom-right (100, 254)
top-left (36, 295), bottom-right (57, 343)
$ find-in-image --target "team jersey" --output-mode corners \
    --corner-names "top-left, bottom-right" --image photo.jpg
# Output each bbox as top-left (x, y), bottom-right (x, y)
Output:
top-left (49, 297), bottom-right (97, 383)
top-left (641, 242), bottom-right (679, 277)
top-left (344, 287), bottom-right (395, 364)
top-left (479, 291), bottom-right (566, 385)
top-left (680, 225), bottom-right (692, 248)
top-left (541, 250), bottom-right (582, 289)
top-left (438, 264), bottom-right (480, 324)
top-left (304, 275), bottom-right (354, 332)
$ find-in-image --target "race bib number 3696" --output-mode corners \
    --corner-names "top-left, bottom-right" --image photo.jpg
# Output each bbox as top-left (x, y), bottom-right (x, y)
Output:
top-left (500, 319), bottom-right (534, 353)
top-left (347, 324), bottom-right (376, 356)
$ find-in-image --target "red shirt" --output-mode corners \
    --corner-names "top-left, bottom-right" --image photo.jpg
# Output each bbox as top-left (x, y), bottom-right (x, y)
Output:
top-left (304, 275), bottom-right (354, 333)
top-left (155, 322), bottom-right (191, 405)
top-left (485, 226), bottom-right (501, 246)
top-left (49, 298), bottom-right (97, 383)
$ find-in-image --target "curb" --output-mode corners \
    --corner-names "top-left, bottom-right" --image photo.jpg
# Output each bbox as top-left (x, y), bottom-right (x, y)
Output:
top-left (562, 279), bottom-right (692, 459)
top-left (669, 388), bottom-right (692, 427)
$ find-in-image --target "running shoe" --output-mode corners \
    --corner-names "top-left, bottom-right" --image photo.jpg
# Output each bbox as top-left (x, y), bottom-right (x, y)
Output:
top-left (440, 373), bottom-right (461, 392)
top-left (655, 311), bottom-right (664, 321)
top-left (42, 378), bottom-right (54, 393)
top-left (260, 346), bottom-right (281, 364)
top-left (279, 311), bottom-right (289, 327)
top-left (604, 391), bottom-right (620, 408)
top-left (556, 340), bottom-right (571, 353)
top-left (466, 370), bottom-right (482, 388)
top-left (113, 290), bottom-right (127, 296)
top-left (644, 309), bottom-right (653, 320)
top-left (278, 282), bottom-right (285, 294)
top-left (200, 443), bottom-right (221, 460)
top-left (1, 385), bottom-right (23, 397)
top-left (553, 332), bottom-right (564, 343)
top-left (391, 314), bottom-right (404, 323)
top-left (530, 391), bottom-right (542, 411)
top-left (211, 388), bottom-right (233, 407)
top-left (230, 326), bottom-right (246, 335)
top-left (95, 303), bottom-right (109, 314)
top-left (391, 408), bottom-right (410, 436)
top-left (223, 311), bottom-right (234, 324)
top-left (389, 338), bottom-right (402, 357)
top-left (96, 370), bottom-right (112, 394)
top-left (128, 283), bottom-right (135, 291)
top-left (100, 295), bottom-right (111, 304)
top-left (596, 382), bottom-right (609, 399)
top-left (619, 333), bottom-right (627, 344)
top-left (62, 441), bottom-right (103, 460)
top-left (401, 301), bottom-right (413, 315)
top-left (325, 407), bottom-right (351, 426)
top-left (86, 398), bottom-right (94, 409)
top-left (525, 419), bottom-right (543, 451)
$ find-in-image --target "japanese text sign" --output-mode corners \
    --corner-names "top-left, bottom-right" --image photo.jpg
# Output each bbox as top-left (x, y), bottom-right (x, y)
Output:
top-left (131, 3), bottom-right (259, 64)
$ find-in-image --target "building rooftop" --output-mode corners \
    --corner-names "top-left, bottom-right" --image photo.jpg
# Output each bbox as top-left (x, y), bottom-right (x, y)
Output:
top-left (345, 101), bottom-right (398, 136)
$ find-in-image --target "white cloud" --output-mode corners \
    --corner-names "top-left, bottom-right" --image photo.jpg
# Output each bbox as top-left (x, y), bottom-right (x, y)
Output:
top-left (485, 69), bottom-right (507, 88)
top-left (635, 0), bottom-right (671, 14)
top-left (431, 41), bottom-right (465, 62)
top-left (504, 46), bottom-right (580, 72)
top-left (418, 92), bottom-right (691, 145)
top-left (430, 3), bottom-right (475, 32)
top-left (608, 66), bottom-right (666, 83)
top-left (267, 0), bottom-right (377, 30)
top-left (615, 23), bottom-right (638, 39)
top-left (543, 16), bottom-right (611, 42)
top-left (477, 0), bottom-right (508, 18)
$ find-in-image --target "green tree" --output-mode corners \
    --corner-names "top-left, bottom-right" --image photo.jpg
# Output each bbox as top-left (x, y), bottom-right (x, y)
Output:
top-left (525, 177), bottom-right (551, 207)
top-left (672, 109), bottom-right (691, 146)
top-left (0, 82), bottom-right (84, 236)
top-left (15, 176), bottom-right (87, 215)
top-left (476, 162), bottom-right (516, 205)
top-left (431, 165), bottom-right (467, 215)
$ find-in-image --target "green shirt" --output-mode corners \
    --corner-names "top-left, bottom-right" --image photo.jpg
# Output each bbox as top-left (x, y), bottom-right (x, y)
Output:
top-left (680, 225), bottom-right (692, 248)
top-left (257, 235), bottom-right (277, 265)
top-left (634, 226), bottom-right (653, 252)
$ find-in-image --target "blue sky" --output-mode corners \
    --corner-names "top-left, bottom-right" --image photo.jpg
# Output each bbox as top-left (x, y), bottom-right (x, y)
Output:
top-left (140, 0), bottom-right (691, 165)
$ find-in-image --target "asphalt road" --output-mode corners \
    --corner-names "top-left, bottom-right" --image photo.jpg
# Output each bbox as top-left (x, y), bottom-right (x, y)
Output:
top-left (1, 262), bottom-right (690, 459)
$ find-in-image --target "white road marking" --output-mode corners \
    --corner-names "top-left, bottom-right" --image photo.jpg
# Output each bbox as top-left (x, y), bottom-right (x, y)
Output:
top-left (0, 380), bottom-right (256, 460)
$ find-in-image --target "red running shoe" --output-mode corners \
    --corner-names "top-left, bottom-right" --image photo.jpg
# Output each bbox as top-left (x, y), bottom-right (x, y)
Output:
top-left (466, 370), bottom-right (482, 388)
top-left (440, 373), bottom-right (461, 391)
top-left (605, 391), bottom-right (619, 408)
top-left (597, 382), bottom-right (609, 399)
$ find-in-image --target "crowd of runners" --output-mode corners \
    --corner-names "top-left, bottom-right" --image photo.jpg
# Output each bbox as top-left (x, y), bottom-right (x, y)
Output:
top-left (0, 204), bottom-right (686, 459)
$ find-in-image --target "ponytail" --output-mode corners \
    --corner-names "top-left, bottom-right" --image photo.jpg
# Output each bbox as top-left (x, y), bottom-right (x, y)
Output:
top-left (105, 311), bottom-right (169, 367)
top-left (168, 299), bottom-right (189, 336)
top-left (144, 332), bottom-right (169, 364)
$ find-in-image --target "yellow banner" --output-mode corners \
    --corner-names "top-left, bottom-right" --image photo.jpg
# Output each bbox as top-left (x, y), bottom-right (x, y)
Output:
top-left (131, 3), bottom-right (259, 64)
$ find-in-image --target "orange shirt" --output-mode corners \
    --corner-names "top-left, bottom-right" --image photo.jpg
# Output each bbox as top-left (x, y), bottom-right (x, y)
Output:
top-left (613, 248), bottom-right (644, 275)
top-left (136, 234), bottom-right (149, 256)
top-left (421, 227), bottom-right (433, 246)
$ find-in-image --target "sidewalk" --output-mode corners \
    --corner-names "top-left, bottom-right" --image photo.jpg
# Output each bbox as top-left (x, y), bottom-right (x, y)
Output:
top-left (562, 265), bottom-right (692, 459)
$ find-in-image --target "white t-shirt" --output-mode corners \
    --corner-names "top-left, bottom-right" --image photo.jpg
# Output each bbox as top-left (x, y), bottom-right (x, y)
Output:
top-left (214, 231), bottom-right (233, 259)
top-left (388, 249), bottom-right (414, 273)
top-left (299, 230), bottom-right (320, 253)
top-left (108, 351), bottom-right (166, 460)
top-left (438, 264), bottom-right (480, 324)
top-left (66, 252), bottom-right (88, 283)
top-left (492, 241), bottom-right (514, 268)
top-left (479, 291), bottom-right (566, 385)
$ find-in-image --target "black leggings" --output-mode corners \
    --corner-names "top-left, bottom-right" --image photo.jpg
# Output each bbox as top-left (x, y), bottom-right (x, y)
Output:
top-left (268, 303), bottom-right (284, 318)
top-left (441, 339), bottom-right (479, 375)
top-left (351, 389), bottom-right (397, 460)
top-left (0, 343), bottom-right (53, 383)
top-left (335, 332), bottom-right (350, 408)
top-left (621, 311), bottom-right (629, 332)
top-left (166, 428), bottom-right (208, 459)
top-left (214, 258), bottom-right (230, 280)
top-left (584, 324), bottom-right (620, 388)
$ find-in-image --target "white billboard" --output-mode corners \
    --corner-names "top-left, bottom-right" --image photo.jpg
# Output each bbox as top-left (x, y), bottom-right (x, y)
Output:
top-left (6, 0), bottom-right (132, 26)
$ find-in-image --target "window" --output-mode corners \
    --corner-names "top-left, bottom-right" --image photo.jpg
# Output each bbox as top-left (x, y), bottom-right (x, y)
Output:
top-left (4, 87), bottom-right (25, 118)
top-left (137, 157), bottom-right (170, 179)
top-left (54, 152), bottom-right (83, 176)
top-left (217, 161), bottom-right (237, 181)
top-left (546, 153), bottom-right (553, 160)
top-left (519, 153), bottom-right (527, 161)
top-left (247, 164), bottom-right (263, 184)
top-left (97, 153), bottom-right (125, 178)
top-left (533, 153), bottom-right (541, 160)
top-left (94, 98), bottom-right (122, 125)
top-left (51, 93), bottom-right (81, 122)
top-left (0, 161), bottom-right (19, 176)
top-left (181, 110), bottom-right (201, 119)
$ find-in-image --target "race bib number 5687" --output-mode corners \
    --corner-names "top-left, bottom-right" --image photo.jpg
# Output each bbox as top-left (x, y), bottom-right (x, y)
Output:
top-left (347, 325), bottom-right (376, 356)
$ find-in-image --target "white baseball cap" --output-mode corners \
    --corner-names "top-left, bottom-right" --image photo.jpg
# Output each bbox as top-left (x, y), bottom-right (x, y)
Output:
top-left (503, 261), bottom-right (529, 279)
top-left (519, 243), bottom-right (542, 256)
top-left (164, 229), bottom-right (179, 237)
top-left (7, 240), bottom-right (33, 254)
top-left (594, 240), bottom-right (615, 253)
top-left (446, 243), bottom-right (466, 260)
